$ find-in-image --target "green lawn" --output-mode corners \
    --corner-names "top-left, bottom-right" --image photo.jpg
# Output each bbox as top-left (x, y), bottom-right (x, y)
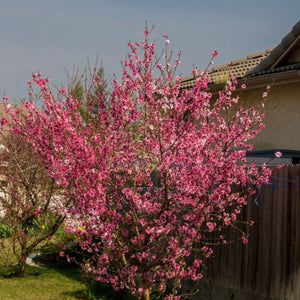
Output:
top-left (0, 265), bottom-right (88, 300)
top-left (0, 235), bottom-right (121, 300)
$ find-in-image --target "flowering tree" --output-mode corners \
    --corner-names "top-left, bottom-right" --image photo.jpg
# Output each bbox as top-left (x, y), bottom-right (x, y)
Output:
top-left (0, 120), bottom-right (68, 276)
top-left (7, 30), bottom-right (271, 298)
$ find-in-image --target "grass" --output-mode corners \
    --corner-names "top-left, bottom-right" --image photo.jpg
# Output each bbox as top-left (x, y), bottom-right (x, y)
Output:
top-left (0, 235), bottom-right (95, 300)
top-left (0, 233), bottom-right (129, 300)
top-left (0, 264), bottom-right (89, 300)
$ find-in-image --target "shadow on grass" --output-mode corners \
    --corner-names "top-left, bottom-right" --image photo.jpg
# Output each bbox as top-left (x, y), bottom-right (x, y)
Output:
top-left (61, 289), bottom-right (89, 300)
top-left (0, 265), bottom-right (44, 278)
top-left (0, 263), bottom-right (81, 283)
top-left (50, 265), bottom-right (82, 282)
top-left (31, 256), bottom-right (125, 299)
top-left (61, 283), bottom-right (136, 300)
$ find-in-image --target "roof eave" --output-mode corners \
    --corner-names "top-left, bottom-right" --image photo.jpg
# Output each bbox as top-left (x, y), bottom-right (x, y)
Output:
top-left (249, 20), bottom-right (300, 74)
top-left (205, 69), bottom-right (300, 93)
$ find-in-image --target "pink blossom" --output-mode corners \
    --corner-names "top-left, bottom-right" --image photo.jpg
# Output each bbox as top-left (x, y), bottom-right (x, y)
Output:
top-left (139, 219), bottom-right (147, 227)
top-left (224, 217), bottom-right (231, 225)
top-left (193, 259), bottom-right (202, 268)
top-left (191, 68), bottom-right (198, 76)
top-left (206, 222), bottom-right (216, 232)
top-left (2, 96), bottom-right (8, 102)
top-left (1, 118), bottom-right (8, 125)
top-left (242, 236), bottom-right (248, 244)
top-left (275, 151), bottom-right (282, 158)
top-left (211, 49), bottom-right (219, 57)
top-left (60, 88), bottom-right (68, 94)
top-left (241, 83), bottom-right (247, 89)
top-left (34, 207), bottom-right (41, 216)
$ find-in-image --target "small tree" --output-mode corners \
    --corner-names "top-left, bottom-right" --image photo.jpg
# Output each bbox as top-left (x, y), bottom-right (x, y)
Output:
top-left (0, 118), bottom-right (67, 276)
top-left (7, 30), bottom-right (271, 297)
top-left (67, 63), bottom-right (109, 127)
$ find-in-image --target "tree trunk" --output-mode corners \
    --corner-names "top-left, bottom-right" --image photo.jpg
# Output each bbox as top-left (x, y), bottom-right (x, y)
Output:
top-left (18, 252), bottom-right (27, 277)
top-left (142, 289), bottom-right (150, 300)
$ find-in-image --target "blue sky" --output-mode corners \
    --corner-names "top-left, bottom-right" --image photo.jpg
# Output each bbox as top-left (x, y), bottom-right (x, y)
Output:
top-left (1, 0), bottom-right (300, 100)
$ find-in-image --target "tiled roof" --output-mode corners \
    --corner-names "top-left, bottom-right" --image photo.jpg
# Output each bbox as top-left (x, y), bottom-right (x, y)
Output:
top-left (180, 47), bottom-right (274, 89)
top-left (248, 62), bottom-right (300, 77)
top-left (181, 20), bottom-right (300, 89)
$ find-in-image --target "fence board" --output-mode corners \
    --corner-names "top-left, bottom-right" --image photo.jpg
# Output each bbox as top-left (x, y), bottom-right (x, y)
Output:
top-left (195, 165), bottom-right (300, 300)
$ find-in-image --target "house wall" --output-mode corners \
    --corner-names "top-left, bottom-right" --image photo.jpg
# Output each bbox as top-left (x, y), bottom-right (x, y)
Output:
top-left (239, 81), bottom-right (300, 150)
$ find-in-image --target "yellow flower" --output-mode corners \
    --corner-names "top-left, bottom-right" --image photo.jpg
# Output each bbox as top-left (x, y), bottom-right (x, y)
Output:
top-left (41, 224), bottom-right (46, 230)
top-left (77, 226), bottom-right (85, 232)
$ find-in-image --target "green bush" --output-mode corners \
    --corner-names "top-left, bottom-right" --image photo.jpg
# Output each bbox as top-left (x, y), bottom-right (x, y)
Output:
top-left (0, 223), bottom-right (12, 238)
top-left (35, 227), bottom-right (80, 267)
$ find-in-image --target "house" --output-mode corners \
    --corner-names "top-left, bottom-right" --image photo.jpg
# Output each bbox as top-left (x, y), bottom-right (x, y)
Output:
top-left (181, 20), bottom-right (300, 164)
top-left (180, 21), bottom-right (300, 300)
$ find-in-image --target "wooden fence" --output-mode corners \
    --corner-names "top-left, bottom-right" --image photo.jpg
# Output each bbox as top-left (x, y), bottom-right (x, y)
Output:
top-left (194, 164), bottom-right (300, 300)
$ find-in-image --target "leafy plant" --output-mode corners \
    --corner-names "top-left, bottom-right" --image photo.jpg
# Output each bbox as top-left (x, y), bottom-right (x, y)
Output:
top-left (0, 223), bottom-right (12, 238)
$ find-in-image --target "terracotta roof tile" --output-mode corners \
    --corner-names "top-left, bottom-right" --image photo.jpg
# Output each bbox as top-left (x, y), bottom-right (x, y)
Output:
top-left (181, 47), bottom-right (274, 89)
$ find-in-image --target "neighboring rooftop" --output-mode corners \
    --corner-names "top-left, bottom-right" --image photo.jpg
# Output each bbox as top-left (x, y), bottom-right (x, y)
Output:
top-left (181, 20), bottom-right (300, 89)
top-left (181, 47), bottom-right (274, 89)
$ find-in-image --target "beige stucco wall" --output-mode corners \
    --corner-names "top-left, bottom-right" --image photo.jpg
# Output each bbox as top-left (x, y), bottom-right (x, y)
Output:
top-left (239, 81), bottom-right (300, 150)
